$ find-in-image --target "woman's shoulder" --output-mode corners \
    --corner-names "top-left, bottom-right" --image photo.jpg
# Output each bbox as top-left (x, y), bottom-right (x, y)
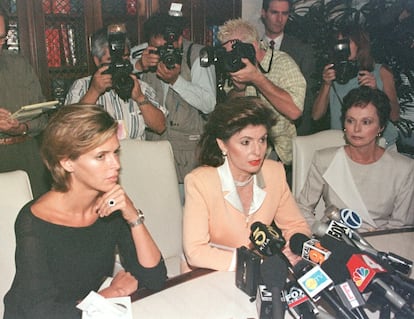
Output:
top-left (15, 199), bottom-right (43, 230)
top-left (185, 165), bottom-right (218, 182)
top-left (262, 159), bottom-right (284, 171)
top-left (314, 146), bottom-right (342, 161)
top-left (383, 150), bottom-right (414, 168)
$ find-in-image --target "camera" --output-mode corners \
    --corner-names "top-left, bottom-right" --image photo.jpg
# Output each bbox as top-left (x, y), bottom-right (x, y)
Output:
top-left (200, 40), bottom-right (256, 73)
top-left (152, 25), bottom-right (183, 70)
top-left (103, 24), bottom-right (134, 101)
top-left (331, 38), bottom-right (359, 84)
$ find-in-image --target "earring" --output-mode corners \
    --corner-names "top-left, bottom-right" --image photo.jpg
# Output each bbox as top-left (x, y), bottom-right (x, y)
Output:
top-left (377, 132), bottom-right (381, 137)
top-left (222, 151), bottom-right (227, 157)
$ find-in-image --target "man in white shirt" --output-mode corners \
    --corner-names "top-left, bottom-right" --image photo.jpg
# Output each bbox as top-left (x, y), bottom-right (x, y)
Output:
top-left (131, 13), bottom-right (216, 188)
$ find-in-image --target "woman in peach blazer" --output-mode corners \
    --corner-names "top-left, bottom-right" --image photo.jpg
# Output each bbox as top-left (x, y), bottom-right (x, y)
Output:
top-left (183, 97), bottom-right (311, 271)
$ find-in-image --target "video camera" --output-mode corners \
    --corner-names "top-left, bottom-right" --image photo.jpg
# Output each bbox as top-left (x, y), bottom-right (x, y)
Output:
top-left (199, 40), bottom-right (256, 73)
top-left (331, 38), bottom-right (359, 85)
top-left (152, 25), bottom-right (183, 70)
top-left (103, 23), bottom-right (134, 101)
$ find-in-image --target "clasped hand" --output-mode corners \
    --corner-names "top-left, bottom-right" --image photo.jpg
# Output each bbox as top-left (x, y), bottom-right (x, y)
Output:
top-left (100, 270), bottom-right (138, 298)
top-left (94, 184), bottom-right (140, 225)
top-left (0, 107), bottom-right (24, 134)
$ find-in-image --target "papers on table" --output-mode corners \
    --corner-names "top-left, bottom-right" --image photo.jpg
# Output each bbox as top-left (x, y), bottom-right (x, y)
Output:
top-left (77, 291), bottom-right (133, 319)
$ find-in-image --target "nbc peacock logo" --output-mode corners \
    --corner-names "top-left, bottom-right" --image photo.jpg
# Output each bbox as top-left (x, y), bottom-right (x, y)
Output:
top-left (352, 267), bottom-right (369, 287)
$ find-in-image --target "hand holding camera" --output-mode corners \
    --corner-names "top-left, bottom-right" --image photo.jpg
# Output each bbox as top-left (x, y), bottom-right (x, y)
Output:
top-left (322, 63), bottom-right (336, 86)
top-left (357, 70), bottom-right (377, 88)
top-left (140, 46), bottom-right (160, 71)
top-left (91, 64), bottom-right (113, 95)
top-left (130, 76), bottom-right (146, 103)
top-left (156, 60), bottom-right (181, 84)
top-left (229, 57), bottom-right (261, 85)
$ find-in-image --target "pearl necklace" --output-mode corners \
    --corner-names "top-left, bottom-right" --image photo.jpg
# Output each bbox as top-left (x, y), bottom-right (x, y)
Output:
top-left (234, 175), bottom-right (253, 187)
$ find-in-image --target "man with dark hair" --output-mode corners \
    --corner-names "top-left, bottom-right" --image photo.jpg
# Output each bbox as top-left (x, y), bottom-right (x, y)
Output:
top-left (131, 13), bottom-right (216, 195)
top-left (261, 0), bottom-right (318, 135)
top-left (0, 5), bottom-right (50, 197)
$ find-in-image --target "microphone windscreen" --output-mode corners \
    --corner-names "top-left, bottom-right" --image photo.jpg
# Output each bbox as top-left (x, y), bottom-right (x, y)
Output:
top-left (324, 205), bottom-right (341, 221)
top-left (250, 221), bottom-right (263, 232)
top-left (261, 254), bottom-right (288, 290)
top-left (311, 221), bottom-right (328, 237)
top-left (319, 235), bottom-right (360, 256)
top-left (320, 255), bottom-right (349, 283)
top-left (289, 233), bottom-right (311, 255)
top-left (292, 259), bottom-right (314, 278)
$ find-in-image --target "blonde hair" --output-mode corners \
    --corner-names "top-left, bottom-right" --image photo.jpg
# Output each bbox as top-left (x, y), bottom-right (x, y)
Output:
top-left (41, 104), bottom-right (118, 192)
top-left (218, 18), bottom-right (259, 44)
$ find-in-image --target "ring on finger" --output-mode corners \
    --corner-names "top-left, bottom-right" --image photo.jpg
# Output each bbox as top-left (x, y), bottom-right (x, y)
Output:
top-left (108, 199), bottom-right (116, 207)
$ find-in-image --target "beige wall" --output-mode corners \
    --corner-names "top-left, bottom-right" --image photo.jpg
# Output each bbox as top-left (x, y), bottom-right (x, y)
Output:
top-left (242, 0), bottom-right (264, 36)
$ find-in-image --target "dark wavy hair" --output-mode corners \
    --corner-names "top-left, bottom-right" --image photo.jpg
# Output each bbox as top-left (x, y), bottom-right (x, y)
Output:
top-left (336, 24), bottom-right (374, 71)
top-left (341, 86), bottom-right (391, 130)
top-left (197, 96), bottom-right (277, 167)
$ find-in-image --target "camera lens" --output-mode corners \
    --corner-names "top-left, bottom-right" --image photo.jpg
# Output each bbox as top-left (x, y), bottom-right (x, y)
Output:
top-left (199, 47), bottom-right (212, 67)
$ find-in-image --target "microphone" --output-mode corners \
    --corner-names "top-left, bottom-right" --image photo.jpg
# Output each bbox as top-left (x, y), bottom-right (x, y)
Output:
top-left (313, 220), bottom-right (413, 276)
top-left (320, 205), bottom-right (341, 224)
top-left (250, 221), bottom-right (286, 257)
top-left (319, 206), bottom-right (413, 277)
top-left (321, 205), bottom-right (362, 230)
top-left (294, 261), bottom-right (356, 319)
top-left (260, 254), bottom-right (289, 319)
top-left (290, 233), bottom-right (331, 266)
top-left (346, 253), bottom-right (414, 317)
top-left (282, 280), bottom-right (318, 319)
top-left (294, 235), bottom-right (369, 319)
top-left (316, 237), bottom-right (368, 319)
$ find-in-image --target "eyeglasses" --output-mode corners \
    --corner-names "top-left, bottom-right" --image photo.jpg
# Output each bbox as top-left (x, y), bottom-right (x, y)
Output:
top-left (221, 39), bottom-right (240, 47)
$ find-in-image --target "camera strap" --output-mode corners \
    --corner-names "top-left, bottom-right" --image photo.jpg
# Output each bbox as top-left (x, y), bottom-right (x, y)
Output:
top-left (186, 42), bottom-right (194, 70)
top-left (332, 83), bottom-right (345, 108)
top-left (258, 48), bottom-right (274, 74)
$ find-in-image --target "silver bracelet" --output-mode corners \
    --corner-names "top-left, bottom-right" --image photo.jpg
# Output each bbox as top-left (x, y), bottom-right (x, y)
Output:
top-left (128, 209), bottom-right (145, 228)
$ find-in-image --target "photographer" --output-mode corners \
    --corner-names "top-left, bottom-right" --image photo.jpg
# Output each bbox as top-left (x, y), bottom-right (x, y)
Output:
top-left (217, 18), bottom-right (306, 169)
top-left (65, 25), bottom-right (166, 140)
top-left (130, 13), bottom-right (216, 191)
top-left (312, 24), bottom-right (400, 147)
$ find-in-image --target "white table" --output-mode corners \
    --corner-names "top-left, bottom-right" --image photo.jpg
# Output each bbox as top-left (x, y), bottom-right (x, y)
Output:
top-left (131, 229), bottom-right (414, 319)
top-left (131, 270), bottom-right (258, 319)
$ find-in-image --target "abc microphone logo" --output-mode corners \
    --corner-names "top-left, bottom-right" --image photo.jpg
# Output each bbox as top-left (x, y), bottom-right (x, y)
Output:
top-left (340, 209), bottom-right (362, 229)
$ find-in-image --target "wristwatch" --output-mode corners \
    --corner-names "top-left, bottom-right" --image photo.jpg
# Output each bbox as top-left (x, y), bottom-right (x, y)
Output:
top-left (128, 209), bottom-right (145, 228)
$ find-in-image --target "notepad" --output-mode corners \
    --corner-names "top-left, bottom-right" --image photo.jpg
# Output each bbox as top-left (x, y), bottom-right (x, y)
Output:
top-left (11, 100), bottom-right (59, 120)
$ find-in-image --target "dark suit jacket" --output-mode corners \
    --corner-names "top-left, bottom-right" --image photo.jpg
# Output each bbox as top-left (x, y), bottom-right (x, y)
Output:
top-left (280, 34), bottom-right (318, 135)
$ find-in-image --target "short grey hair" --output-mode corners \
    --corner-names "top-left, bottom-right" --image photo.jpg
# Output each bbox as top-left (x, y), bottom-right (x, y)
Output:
top-left (218, 18), bottom-right (259, 44)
